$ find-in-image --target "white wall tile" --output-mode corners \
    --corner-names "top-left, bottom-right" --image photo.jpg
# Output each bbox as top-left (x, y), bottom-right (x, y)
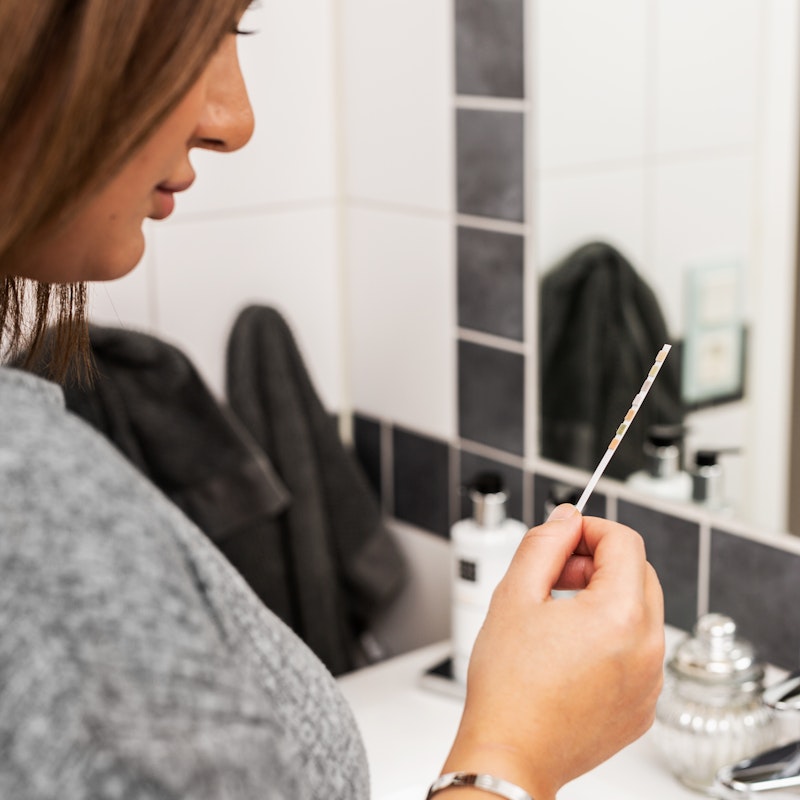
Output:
top-left (534, 0), bottom-right (648, 171)
top-left (654, 0), bottom-right (760, 154)
top-left (150, 207), bottom-right (344, 409)
top-left (341, 0), bottom-right (452, 212)
top-left (535, 166), bottom-right (647, 275)
top-left (346, 206), bottom-right (454, 439)
top-left (369, 521), bottom-right (450, 654)
top-left (173, 0), bottom-right (337, 217)
top-left (651, 154), bottom-right (754, 334)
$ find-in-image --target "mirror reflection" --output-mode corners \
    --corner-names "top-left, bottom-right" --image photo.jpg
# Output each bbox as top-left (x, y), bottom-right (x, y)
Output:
top-left (535, 1), bottom-right (799, 534)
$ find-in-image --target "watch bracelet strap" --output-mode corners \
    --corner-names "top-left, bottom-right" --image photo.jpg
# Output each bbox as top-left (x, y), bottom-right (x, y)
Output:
top-left (426, 772), bottom-right (534, 800)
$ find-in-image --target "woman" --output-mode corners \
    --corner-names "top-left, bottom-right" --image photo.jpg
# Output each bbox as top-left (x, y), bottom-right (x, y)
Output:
top-left (0, 3), bottom-right (665, 799)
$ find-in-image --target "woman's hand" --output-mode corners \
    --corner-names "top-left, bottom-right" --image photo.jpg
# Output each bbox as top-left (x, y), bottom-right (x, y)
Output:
top-left (438, 504), bottom-right (665, 800)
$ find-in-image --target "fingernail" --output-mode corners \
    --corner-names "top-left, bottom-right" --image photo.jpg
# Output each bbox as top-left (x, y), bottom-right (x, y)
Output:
top-left (547, 503), bottom-right (576, 522)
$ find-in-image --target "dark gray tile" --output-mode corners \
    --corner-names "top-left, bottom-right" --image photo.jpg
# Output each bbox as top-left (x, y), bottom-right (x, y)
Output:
top-left (392, 427), bottom-right (451, 538)
top-left (353, 413), bottom-right (381, 501)
top-left (617, 500), bottom-right (699, 631)
top-left (532, 473), bottom-right (606, 526)
top-left (456, 0), bottom-right (525, 99)
top-left (459, 450), bottom-right (525, 524)
top-left (457, 108), bottom-right (525, 222)
top-left (457, 226), bottom-right (524, 341)
top-left (458, 339), bottom-right (524, 456)
top-left (709, 530), bottom-right (800, 670)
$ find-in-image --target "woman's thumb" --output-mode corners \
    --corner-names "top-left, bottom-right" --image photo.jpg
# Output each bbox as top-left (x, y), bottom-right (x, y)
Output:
top-left (505, 504), bottom-right (583, 601)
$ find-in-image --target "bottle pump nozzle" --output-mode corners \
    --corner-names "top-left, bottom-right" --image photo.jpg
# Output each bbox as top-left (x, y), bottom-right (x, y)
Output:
top-left (467, 472), bottom-right (508, 528)
top-left (643, 423), bottom-right (687, 479)
top-left (691, 447), bottom-right (740, 509)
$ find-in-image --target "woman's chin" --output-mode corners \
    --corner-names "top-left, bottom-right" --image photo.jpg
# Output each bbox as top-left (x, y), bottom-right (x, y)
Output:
top-left (10, 228), bottom-right (147, 284)
top-left (87, 234), bottom-right (147, 283)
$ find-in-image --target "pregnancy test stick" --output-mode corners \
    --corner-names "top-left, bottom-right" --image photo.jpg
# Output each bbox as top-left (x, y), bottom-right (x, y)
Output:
top-left (574, 344), bottom-right (672, 513)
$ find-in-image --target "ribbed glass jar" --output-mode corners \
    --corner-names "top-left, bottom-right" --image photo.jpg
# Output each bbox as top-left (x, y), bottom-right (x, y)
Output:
top-left (653, 614), bottom-right (777, 793)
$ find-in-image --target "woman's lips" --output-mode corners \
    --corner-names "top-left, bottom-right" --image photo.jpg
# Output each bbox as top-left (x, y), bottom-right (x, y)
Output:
top-left (151, 178), bottom-right (194, 220)
top-left (151, 188), bottom-right (176, 220)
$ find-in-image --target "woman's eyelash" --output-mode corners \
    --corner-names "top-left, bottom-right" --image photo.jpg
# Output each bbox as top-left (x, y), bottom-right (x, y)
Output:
top-left (233, 1), bottom-right (260, 36)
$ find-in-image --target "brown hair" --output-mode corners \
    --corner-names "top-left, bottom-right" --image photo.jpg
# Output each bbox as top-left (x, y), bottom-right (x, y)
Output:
top-left (0, 0), bottom-right (251, 380)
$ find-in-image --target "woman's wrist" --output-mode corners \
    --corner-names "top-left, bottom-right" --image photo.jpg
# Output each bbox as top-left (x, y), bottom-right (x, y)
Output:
top-left (427, 772), bottom-right (535, 800)
top-left (439, 736), bottom-right (558, 800)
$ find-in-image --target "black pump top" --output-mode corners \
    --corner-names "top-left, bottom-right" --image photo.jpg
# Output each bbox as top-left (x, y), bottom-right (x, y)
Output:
top-left (693, 448), bottom-right (741, 469)
top-left (646, 423), bottom-right (686, 448)
top-left (470, 471), bottom-right (505, 495)
top-left (695, 450), bottom-right (720, 468)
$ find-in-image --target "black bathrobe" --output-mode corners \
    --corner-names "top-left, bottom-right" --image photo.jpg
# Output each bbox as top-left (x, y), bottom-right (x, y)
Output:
top-left (45, 312), bottom-right (406, 676)
top-left (540, 241), bottom-right (684, 480)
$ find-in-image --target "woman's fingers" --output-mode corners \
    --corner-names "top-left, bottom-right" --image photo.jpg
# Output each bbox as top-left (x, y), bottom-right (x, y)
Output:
top-left (501, 510), bottom-right (659, 608)
top-left (503, 504), bottom-right (583, 602)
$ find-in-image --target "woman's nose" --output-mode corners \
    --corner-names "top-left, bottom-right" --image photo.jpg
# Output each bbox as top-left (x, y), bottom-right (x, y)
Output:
top-left (193, 36), bottom-right (255, 153)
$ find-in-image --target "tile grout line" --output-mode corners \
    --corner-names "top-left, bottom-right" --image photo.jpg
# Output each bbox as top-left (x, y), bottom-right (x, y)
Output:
top-left (697, 522), bottom-right (711, 619)
top-left (449, 444), bottom-right (462, 533)
top-left (380, 420), bottom-right (394, 519)
top-left (455, 213), bottom-right (528, 236)
top-left (458, 327), bottom-right (526, 354)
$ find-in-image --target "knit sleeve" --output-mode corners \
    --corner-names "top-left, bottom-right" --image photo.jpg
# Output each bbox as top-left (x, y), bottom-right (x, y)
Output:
top-left (0, 370), bottom-right (369, 800)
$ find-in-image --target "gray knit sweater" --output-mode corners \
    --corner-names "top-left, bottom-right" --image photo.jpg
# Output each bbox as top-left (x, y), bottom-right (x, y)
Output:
top-left (0, 367), bottom-right (369, 799)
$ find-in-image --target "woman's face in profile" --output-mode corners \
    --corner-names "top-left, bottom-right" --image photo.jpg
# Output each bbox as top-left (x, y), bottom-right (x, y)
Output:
top-left (17, 34), bottom-right (254, 285)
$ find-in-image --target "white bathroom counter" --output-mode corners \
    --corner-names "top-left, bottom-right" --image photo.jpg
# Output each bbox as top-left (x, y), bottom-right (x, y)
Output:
top-left (338, 631), bottom-right (701, 800)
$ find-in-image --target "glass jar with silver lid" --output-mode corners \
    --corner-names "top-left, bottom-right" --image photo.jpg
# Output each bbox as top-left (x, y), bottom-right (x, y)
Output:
top-left (653, 613), bottom-right (778, 793)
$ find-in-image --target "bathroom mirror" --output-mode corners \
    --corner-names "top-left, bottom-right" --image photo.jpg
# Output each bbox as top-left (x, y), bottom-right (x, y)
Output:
top-left (534, 1), bottom-right (800, 534)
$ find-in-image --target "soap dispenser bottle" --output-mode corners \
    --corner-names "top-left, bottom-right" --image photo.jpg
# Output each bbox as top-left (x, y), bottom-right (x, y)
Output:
top-left (691, 448), bottom-right (737, 515)
top-left (626, 423), bottom-right (692, 502)
top-left (450, 473), bottom-right (527, 685)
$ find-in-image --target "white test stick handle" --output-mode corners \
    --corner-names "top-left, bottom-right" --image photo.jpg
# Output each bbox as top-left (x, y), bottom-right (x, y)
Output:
top-left (575, 449), bottom-right (614, 513)
top-left (573, 344), bottom-right (672, 514)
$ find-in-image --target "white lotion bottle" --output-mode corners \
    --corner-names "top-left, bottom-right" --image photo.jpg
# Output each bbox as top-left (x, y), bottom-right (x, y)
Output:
top-left (626, 424), bottom-right (692, 503)
top-left (451, 473), bottom-right (528, 685)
